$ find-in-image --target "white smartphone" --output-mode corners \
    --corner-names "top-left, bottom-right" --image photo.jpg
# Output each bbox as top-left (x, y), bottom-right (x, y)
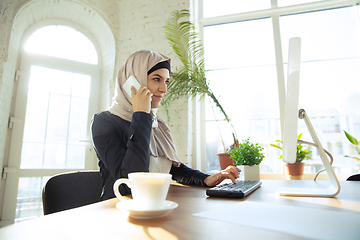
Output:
top-left (123, 75), bottom-right (141, 97)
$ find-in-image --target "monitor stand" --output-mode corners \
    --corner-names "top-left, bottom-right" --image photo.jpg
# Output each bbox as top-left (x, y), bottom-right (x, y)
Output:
top-left (276, 109), bottom-right (341, 198)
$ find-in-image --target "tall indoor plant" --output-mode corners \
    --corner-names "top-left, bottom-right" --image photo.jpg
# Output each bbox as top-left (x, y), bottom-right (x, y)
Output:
top-left (163, 9), bottom-right (238, 154)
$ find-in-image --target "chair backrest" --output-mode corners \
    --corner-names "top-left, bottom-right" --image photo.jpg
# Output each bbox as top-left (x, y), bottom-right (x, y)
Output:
top-left (42, 171), bottom-right (102, 215)
top-left (346, 174), bottom-right (360, 181)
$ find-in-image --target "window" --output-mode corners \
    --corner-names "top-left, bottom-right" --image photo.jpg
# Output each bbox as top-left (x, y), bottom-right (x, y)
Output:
top-left (278, 0), bottom-right (325, 7)
top-left (201, 0), bottom-right (360, 176)
top-left (203, 0), bottom-right (270, 18)
top-left (21, 66), bottom-right (92, 169)
top-left (5, 24), bottom-right (98, 223)
top-left (203, 18), bottom-right (279, 172)
top-left (15, 177), bottom-right (50, 221)
top-left (25, 25), bottom-right (98, 64)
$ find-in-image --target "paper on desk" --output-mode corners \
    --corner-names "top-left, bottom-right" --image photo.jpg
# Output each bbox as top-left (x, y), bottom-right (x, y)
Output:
top-left (193, 201), bottom-right (360, 240)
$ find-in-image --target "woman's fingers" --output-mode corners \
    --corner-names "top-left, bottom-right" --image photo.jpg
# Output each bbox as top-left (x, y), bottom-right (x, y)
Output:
top-left (131, 86), bottom-right (152, 113)
top-left (223, 166), bottom-right (241, 178)
top-left (138, 86), bottom-right (152, 96)
top-left (130, 85), bottom-right (136, 98)
top-left (204, 166), bottom-right (242, 187)
top-left (221, 171), bottom-right (237, 183)
top-left (215, 166), bottom-right (241, 185)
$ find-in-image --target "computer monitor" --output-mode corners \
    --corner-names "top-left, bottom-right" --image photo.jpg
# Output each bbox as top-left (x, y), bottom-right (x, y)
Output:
top-left (276, 37), bottom-right (341, 197)
top-left (282, 37), bottom-right (301, 164)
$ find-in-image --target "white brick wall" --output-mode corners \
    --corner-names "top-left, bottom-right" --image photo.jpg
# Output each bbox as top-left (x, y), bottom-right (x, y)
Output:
top-left (114, 0), bottom-right (190, 165)
top-left (0, 0), bottom-right (192, 215)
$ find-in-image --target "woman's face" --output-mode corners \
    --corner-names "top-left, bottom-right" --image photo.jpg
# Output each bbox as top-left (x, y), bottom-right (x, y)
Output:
top-left (147, 68), bottom-right (170, 108)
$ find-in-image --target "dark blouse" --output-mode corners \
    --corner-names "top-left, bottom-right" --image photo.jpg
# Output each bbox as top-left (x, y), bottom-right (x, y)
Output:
top-left (90, 111), bottom-right (209, 201)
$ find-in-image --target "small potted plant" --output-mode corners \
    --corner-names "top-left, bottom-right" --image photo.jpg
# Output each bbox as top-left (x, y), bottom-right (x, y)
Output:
top-left (228, 138), bottom-right (265, 181)
top-left (270, 133), bottom-right (312, 179)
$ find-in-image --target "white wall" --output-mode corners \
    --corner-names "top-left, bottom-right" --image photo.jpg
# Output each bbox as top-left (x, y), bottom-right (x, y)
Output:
top-left (0, 0), bottom-right (191, 220)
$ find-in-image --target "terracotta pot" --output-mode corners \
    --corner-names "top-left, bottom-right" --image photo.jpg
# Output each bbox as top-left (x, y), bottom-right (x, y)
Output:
top-left (283, 162), bottom-right (305, 176)
top-left (217, 153), bottom-right (235, 170)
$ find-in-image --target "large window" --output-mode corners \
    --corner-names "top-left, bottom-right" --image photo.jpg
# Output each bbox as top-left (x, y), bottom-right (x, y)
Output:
top-left (3, 24), bottom-right (98, 224)
top-left (201, 0), bottom-right (360, 176)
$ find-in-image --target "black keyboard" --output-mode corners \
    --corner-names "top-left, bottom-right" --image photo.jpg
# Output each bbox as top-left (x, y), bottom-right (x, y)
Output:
top-left (206, 180), bottom-right (262, 198)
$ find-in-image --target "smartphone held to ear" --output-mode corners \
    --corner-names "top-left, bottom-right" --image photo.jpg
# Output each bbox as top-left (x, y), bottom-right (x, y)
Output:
top-left (123, 75), bottom-right (141, 96)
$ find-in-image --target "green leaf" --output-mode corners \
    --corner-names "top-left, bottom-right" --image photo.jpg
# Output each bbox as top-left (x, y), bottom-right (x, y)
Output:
top-left (345, 155), bottom-right (360, 161)
top-left (271, 134), bottom-right (312, 162)
top-left (297, 133), bottom-right (303, 140)
top-left (229, 138), bottom-right (265, 166)
top-left (270, 143), bottom-right (282, 150)
top-left (344, 130), bottom-right (359, 145)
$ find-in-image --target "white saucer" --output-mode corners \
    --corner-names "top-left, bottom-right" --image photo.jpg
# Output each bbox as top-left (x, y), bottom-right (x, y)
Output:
top-left (116, 200), bottom-right (178, 219)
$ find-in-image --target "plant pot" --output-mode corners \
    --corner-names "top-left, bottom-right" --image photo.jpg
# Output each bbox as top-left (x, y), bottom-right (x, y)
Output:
top-left (241, 165), bottom-right (260, 181)
top-left (283, 162), bottom-right (305, 180)
top-left (217, 153), bottom-right (235, 170)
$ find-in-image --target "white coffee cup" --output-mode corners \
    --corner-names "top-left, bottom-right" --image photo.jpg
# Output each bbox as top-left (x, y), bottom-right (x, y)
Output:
top-left (113, 172), bottom-right (172, 210)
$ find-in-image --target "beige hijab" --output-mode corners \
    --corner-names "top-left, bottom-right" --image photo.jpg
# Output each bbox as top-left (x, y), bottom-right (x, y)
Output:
top-left (108, 50), bottom-right (181, 166)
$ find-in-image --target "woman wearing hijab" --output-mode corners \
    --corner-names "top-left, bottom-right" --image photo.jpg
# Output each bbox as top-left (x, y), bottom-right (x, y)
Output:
top-left (91, 50), bottom-right (240, 201)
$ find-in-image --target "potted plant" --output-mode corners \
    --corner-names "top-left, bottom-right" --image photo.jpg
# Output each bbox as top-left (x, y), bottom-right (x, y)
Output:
top-left (228, 138), bottom-right (265, 180)
top-left (270, 133), bottom-right (312, 179)
top-left (163, 9), bottom-right (238, 167)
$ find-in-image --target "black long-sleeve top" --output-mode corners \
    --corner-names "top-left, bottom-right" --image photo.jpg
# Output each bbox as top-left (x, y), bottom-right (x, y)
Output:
top-left (90, 111), bottom-right (209, 201)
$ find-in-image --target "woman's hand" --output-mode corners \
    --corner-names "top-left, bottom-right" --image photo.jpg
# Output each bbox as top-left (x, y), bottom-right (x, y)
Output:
top-left (131, 86), bottom-right (153, 113)
top-left (203, 166), bottom-right (241, 187)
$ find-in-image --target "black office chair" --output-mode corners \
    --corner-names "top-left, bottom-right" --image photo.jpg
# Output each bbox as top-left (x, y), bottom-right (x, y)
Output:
top-left (346, 174), bottom-right (360, 181)
top-left (42, 171), bottom-right (102, 215)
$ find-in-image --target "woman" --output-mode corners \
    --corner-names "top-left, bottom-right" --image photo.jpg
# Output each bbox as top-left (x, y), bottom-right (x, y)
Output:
top-left (91, 50), bottom-right (240, 201)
